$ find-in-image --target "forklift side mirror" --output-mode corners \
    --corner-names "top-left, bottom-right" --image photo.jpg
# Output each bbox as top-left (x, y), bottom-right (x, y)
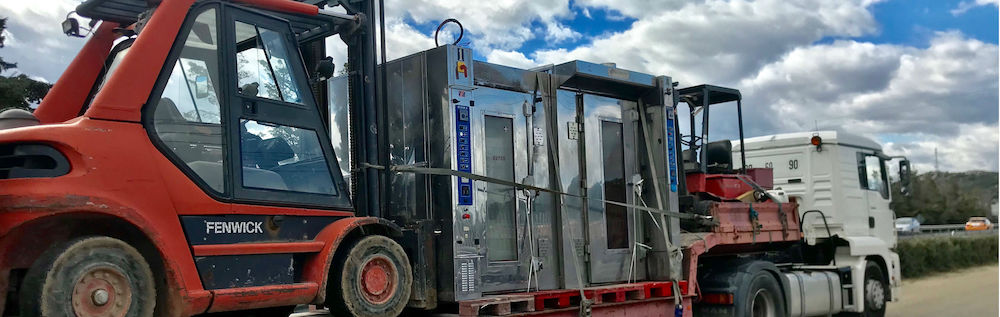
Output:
top-left (315, 56), bottom-right (335, 81)
top-left (898, 160), bottom-right (912, 195)
top-left (194, 76), bottom-right (210, 99)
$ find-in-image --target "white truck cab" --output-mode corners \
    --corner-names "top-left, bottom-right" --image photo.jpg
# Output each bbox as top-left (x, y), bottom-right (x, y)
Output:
top-left (735, 131), bottom-right (911, 313)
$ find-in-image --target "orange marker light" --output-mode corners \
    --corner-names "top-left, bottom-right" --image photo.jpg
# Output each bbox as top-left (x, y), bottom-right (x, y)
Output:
top-left (810, 135), bottom-right (822, 146)
top-left (701, 293), bottom-right (734, 305)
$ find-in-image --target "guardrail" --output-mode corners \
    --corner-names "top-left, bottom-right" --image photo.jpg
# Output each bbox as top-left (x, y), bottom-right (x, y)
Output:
top-left (919, 224), bottom-right (967, 233)
top-left (898, 224), bottom-right (998, 240)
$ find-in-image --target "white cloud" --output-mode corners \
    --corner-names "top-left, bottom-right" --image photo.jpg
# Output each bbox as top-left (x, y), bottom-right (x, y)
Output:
top-left (532, 0), bottom-right (880, 85)
top-left (884, 123), bottom-right (999, 172)
top-left (544, 22), bottom-right (582, 44)
top-left (952, 0), bottom-right (999, 16)
top-left (0, 0), bottom-right (87, 82)
top-left (736, 32), bottom-right (998, 171)
top-left (384, 0), bottom-right (572, 51)
top-left (485, 49), bottom-right (537, 69)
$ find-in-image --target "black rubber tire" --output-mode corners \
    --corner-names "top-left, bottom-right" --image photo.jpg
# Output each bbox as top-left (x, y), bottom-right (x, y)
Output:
top-left (327, 235), bottom-right (412, 317)
top-left (836, 261), bottom-right (888, 317)
top-left (738, 271), bottom-right (787, 317)
top-left (19, 236), bottom-right (156, 317)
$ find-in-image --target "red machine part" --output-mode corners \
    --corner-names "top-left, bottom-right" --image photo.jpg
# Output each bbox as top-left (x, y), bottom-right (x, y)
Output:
top-left (455, 281), bottom-right (692, 317)
top-left (684, 168), bottom-right (774, 200)
top-left (681, 201), bottom-right (801, 303)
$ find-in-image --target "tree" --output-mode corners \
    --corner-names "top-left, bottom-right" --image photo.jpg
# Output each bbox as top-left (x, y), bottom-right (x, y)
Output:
top-left (0, 17), bottom-right (53, 111)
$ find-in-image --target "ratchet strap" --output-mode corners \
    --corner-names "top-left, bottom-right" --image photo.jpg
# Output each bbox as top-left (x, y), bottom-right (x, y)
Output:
top-left (390, 164), bottom-right (707, 221)
top-left (735, 174), bottom-right (788, 235)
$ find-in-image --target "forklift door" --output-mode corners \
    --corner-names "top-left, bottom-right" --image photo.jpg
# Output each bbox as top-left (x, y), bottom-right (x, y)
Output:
top-left (146, 3), bottom-right (352, 290)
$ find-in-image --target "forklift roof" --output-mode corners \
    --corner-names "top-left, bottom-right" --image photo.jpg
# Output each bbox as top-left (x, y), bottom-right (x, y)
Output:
top-left (76, 0), bottom-right (347, 43)
top-left (677, 84), bottom-right (741, 107)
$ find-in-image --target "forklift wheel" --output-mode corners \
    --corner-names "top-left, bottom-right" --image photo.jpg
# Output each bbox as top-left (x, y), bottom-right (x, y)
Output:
top-left (328, 235), bottom-right (412, 317)
top-left (19, 236), bottom-right (156, 317)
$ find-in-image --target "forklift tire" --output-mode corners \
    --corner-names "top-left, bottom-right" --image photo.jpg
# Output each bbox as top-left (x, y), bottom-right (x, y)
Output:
top-left (327, 235), bottom-right (412, 317)
top-left (19, 236), bottom-right (156, 317)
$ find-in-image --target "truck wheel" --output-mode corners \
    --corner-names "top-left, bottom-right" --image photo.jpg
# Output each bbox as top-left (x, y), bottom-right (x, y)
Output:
top-left (740, 271), bottom-right (786, 317)
top-left (860, 261), bottom-right (887, 317)
top-left (19, 236), bottom-right (156, 317)
top-left (328, 235), bottom-right (412, 317)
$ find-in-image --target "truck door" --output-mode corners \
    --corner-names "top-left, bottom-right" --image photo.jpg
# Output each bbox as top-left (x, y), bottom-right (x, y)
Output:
top-left (473, 88), bottom-right (533, 293)
top-left (859, 154), bottom-right (895, 244)
top-left (580, 93), bottom-right (641, 284)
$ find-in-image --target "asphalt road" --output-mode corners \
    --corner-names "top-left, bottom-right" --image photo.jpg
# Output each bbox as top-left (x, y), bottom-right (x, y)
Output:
top-left (887, 264), bottom-right (998, 317)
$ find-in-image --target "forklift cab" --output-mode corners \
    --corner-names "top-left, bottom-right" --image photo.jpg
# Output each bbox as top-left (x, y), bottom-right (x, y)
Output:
top-left (675, 84), bottom-right (761, 203)
top-left (676, 85), bottom-right (746, 176)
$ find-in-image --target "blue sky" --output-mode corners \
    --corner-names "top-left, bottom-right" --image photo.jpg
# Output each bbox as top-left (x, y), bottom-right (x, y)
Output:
top-left (1, 0), bottom-right (998, 172)
top-left (857, 0), bottom-right (998, 46)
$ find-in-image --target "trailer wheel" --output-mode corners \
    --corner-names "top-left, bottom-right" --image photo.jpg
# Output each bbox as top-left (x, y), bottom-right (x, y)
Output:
top-left (19, 236), bottom-right (156, 317)
top-left (328, 235), bottom-right (412, 317)
top-left (740, 271), bottom-right (786, 317)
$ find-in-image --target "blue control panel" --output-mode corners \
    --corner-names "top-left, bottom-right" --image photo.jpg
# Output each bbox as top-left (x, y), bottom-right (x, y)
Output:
top-left (666, 106), bottom-right (678, 192)
top-left (456, 104), bottom-right (473, 205)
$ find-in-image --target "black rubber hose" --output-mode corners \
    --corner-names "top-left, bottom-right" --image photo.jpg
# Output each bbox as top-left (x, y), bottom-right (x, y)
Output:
top-left (434, 18), bottom-right (464, 47)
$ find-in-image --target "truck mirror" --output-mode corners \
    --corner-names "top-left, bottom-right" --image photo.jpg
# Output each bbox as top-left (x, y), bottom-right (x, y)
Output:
top-left (898, 160), bottom-right (912, 195)
top-left (315, 56), bottom-right (335, 82)
top-left (194, 76), bottom-right (210, 99)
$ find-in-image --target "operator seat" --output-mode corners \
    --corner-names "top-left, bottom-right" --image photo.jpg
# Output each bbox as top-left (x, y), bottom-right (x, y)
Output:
top-left (153, 98), bottom-right (223, 164)
top-left (704, 140), bottom-right (733, 174)
top-left (682, 149), bottom-right (699, 172)
top-left (0, 108), bottom-right (41, 130)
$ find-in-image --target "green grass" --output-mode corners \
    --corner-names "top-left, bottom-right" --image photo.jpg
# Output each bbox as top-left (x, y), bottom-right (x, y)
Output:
top-left (896, 234), bottom-right (998, 278)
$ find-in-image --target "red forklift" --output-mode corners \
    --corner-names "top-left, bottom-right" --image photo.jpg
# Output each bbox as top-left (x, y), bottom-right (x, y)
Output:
top-left (0, 0), bottom-right (409, 316)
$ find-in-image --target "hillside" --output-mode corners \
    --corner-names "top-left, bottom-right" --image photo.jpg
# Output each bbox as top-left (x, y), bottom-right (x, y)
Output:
top-left (891, 171), bottom-right (999, 224)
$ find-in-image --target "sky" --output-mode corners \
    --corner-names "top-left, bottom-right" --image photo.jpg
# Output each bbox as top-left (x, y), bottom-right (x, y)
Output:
top-left (1, 0), bottom-right (998, 173)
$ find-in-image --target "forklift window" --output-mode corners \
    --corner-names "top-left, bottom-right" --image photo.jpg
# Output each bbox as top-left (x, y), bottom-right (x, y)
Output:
top-left (151, 8), bottom-right (224, 192)
top-left (234, 21), bottom-right (304, 104)
top-left (240, 119), bottom-right (337, 195)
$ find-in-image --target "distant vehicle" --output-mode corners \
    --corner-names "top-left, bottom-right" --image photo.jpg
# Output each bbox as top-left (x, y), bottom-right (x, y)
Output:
top-left (965, 217), bottom-right (994, 231)
top-left (895, 217), bottom-right (921, 234)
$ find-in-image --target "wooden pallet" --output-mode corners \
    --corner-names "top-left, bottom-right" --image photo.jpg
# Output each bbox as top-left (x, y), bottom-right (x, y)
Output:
top-left (583, 283), bottom-right (647, 304)
top-left (459, 294), bottom-right (536, 316)
top-left (532, 290), bottom-right (583, 311)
